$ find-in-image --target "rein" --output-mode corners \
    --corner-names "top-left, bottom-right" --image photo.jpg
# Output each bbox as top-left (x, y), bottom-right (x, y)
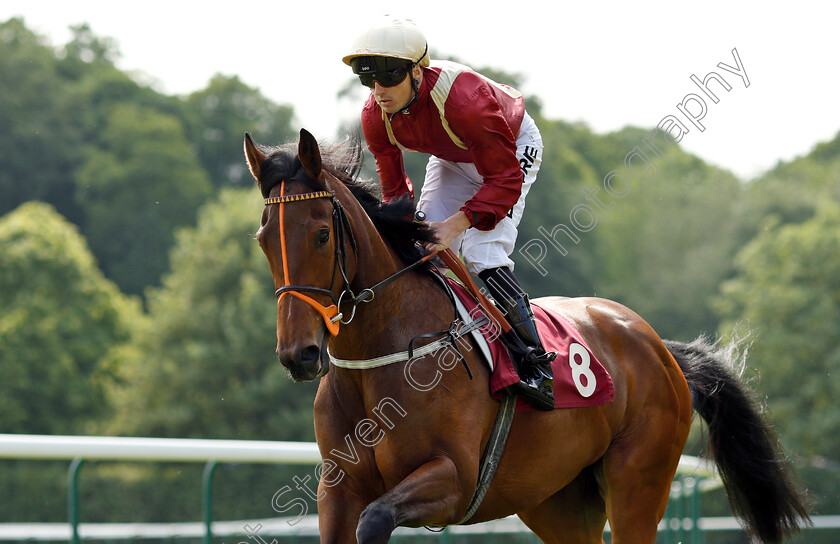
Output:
top-left (265, 176), bottom-right (437, 336)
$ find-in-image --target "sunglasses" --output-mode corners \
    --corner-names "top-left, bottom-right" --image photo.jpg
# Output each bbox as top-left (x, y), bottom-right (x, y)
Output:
top-left (358, 64), bottom-right (411, 89)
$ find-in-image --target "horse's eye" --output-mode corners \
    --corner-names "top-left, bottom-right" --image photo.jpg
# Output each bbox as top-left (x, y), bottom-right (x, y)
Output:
top-left (317, 228), bottom-right (330, 247)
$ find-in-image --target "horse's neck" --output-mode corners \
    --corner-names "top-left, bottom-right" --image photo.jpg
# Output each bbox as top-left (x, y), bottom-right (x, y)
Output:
top-left (327, 196), bottom-right (453, 362)
top-left (319, 192), bottom-right (476, 430)
top-left (325, 263), bottom-right (455, 425)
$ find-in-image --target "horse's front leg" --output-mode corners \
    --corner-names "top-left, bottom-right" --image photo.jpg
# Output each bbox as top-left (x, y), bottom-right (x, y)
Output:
top-left (355, 455), bottom-right (465, 544)
top-left (317, 484), bottom-right (368, 544)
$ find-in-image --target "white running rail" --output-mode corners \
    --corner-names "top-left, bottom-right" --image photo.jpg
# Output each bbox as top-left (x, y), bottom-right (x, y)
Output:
top-left (0, 434), bottom-right (724, 542)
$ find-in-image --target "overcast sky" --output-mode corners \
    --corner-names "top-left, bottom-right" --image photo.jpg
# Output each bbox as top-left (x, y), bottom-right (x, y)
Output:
top-left (3, 1), bottom-right (838, 180)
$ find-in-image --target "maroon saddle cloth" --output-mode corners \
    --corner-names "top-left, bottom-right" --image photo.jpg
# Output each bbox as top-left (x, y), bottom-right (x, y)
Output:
top-left (443, 276), bottom-right (615, 411)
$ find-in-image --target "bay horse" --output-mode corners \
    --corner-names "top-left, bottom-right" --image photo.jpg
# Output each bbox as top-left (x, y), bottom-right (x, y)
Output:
top-left (245, 129), bottom-right (810, 543)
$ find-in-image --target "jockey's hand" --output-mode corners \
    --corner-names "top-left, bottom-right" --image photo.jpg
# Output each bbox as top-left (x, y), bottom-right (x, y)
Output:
top-left (423, 211), bottom-right (471, 253)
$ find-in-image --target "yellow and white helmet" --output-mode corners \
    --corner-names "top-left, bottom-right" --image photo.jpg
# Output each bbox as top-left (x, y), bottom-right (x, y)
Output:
top-left (342, 16), bottom-right (430, 69)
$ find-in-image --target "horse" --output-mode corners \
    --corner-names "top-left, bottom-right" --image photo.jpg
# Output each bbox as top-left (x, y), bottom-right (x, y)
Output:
top-left (244, 128), bottom-right (810, 543)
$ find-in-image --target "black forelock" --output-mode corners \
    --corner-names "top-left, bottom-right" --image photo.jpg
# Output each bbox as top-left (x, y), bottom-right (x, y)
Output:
top-left (257, 143), bottom-right (323, 198)
top-left (255, 135), bottom-right (438, 264)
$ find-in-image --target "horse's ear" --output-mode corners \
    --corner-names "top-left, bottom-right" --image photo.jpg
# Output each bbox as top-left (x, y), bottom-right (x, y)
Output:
top-left (298, 128), bottom-right (323, 184)
top-left (244, 133), bottom-right (266, 182)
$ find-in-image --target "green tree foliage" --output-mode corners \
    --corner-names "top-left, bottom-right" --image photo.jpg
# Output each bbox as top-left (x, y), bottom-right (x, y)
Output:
top-left (735, 130), bottom-right (840, 250)
top-left (592, 143), bottom-right (743, 338)
top-left (61, 22), bottom-right (119, 68)
top-left (75, 103), bottom-right (213, 295)
top-left (0, 202), bottom-right (140, 434)
top-left (513, 122), bottom-right (743, 338)
top-left (2, 20), bottom-right (296, 296)
top-left (715, 205), bottom-right (840, 455)
top-left (0, 20), bottom-right (172, 224)
top-left (714, 204), bottom-right (840, 516)
top-left (514, 118), bottom-right (605, 297)
top-left (181, 75), bottom-right (296, 187)
top-left (109, 188), bottom-right (317, 441)
top-left (61, 24), bottom-right (184, 144)
top-left (0, 18), bottom-right (83, 221)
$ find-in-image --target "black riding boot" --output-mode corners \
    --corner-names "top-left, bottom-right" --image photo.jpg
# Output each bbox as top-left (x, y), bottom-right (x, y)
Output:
top-left (478, 266), bottom-right (555, 411)
top-left (497, 293), bottom-right (556, 411)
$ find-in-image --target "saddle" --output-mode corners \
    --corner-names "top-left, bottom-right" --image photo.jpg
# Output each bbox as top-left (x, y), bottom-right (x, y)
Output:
top-left (434, 249), bottom-right (615, 411)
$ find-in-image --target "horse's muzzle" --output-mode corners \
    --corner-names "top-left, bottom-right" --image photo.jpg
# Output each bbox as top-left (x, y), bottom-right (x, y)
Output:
top-left (277, 343), bottom-right (324, 381)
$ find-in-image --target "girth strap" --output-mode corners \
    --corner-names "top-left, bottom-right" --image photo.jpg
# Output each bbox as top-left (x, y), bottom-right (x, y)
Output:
top-left (425, 391), bottom-right (516, 531)
top-left (457, 390), bottom-right (516, 525)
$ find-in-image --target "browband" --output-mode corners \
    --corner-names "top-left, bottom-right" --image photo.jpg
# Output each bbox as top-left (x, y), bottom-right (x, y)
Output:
top-left (265, 191), bottom-right (332, 205)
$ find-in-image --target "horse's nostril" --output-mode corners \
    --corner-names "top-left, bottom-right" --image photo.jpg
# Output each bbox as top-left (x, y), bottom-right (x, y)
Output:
top-left (300, 345), bottom-right (321, 366)
top-left (277, 344), bottom-right (323, 381)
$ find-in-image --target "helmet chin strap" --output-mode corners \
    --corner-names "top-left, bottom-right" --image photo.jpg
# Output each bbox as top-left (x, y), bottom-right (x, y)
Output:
top-left (390, 43), bottom-right (427, 120)
top-left (389, 69), bottom-right (421, 121)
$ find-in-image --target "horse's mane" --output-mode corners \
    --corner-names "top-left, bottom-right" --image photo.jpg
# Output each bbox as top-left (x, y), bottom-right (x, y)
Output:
top-left (258, 134), bottom-right (437, 264)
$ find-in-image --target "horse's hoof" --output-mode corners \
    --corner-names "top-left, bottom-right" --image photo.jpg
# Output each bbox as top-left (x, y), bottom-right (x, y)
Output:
top-left (356, 502), bottom-right (396, 544)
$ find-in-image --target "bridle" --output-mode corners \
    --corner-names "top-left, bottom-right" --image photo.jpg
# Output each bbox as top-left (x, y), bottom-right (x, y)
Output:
top-left (267, 177), bottom-right (355, 336)
top-left (264, 174), bottom-right (436, 337)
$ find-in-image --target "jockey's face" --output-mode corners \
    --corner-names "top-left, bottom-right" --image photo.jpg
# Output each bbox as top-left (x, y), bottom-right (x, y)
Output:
top-left (374, 65), bottom-right (422, 114)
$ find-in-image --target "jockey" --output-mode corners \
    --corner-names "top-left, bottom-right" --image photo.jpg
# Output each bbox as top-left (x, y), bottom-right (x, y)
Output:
top-left (342, 16), bottom-right (555, 411)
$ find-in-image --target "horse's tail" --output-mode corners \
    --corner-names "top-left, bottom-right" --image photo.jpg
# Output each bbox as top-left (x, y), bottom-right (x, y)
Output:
top-left (664, 336), bottom-right (812, 543)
